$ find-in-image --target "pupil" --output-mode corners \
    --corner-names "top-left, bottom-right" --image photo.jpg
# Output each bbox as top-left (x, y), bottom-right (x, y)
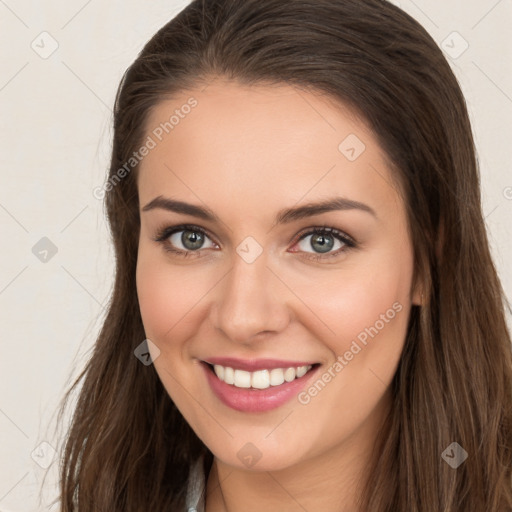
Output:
top-left (311, 233), bottom-right (334, 253)
top-left (182, 230), bottom-right (204, 250)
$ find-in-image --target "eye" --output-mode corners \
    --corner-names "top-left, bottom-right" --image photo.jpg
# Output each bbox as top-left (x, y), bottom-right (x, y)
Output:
top-left (153, 224), bottom-right (218, 258)
top-left (153, 223), bottom-right (356, 261)
top-left (289, 226), bottom-right (356, 261)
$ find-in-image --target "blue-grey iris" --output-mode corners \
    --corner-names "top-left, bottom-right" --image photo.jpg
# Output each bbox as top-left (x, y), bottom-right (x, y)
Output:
top-left (311, 233), bottom-right (334, 253)
top-left (182, 230), bottom-right (204, 250)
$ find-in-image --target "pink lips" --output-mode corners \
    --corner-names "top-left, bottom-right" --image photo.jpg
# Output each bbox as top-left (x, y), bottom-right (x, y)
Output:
top-left (200, 360), bottom-right (320, 413)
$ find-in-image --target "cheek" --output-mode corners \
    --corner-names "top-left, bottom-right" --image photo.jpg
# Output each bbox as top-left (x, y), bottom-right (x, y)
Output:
top-left (290, 247), bottom-right (413, 359)
top-left (135, 254), bottom-right (204, 407)
top-left (135, 253), bottom-right (207, 346)
top-left (285, 254), bottom-right (412, 453)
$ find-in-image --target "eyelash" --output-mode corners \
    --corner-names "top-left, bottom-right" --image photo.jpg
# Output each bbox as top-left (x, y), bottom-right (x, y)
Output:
top-left (152, 223), bottom-right (357, 262)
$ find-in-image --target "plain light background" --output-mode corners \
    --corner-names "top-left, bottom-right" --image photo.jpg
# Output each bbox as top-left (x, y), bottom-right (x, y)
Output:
top-left (0, 0), bottom-right (511, 510)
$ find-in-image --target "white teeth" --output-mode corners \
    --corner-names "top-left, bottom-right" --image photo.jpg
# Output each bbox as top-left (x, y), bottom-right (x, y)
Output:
top-left (214, 365), bottom-right (224, 380)
top-left (251, 369), bottom-right (270, 389)
top-left (224, 366), bottom-right (234, 385)
top-left (234, 369), bottom-right (251, 388)
top-left (296, 366), bottom-right (308, 378)
top-left (269, 368), bottom-right (285, 386)
top-left (284, 367), bottom-right (296, 382)
top-left (212, 364), bottom-right (313, 389)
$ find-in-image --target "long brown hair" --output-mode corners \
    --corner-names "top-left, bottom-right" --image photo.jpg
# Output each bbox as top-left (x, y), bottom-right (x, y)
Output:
top-left (56, 0), bottom-right (512, 510)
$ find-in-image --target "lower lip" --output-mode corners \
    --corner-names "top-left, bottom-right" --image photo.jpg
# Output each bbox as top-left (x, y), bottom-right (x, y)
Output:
top-left (200, 362), bottom-right (320, 412)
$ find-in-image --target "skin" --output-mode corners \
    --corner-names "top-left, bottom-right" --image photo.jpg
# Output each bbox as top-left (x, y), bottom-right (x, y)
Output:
top-left (136, 78), bottom-right (422, 512)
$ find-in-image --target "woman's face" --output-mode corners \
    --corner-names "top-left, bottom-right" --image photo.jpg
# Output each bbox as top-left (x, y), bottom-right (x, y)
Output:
top-left (136, 79), bottom-right (420, 471)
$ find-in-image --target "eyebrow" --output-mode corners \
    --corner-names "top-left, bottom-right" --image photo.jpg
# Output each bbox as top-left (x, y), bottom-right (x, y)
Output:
top-left (141, 195), bottom-right (377, 224)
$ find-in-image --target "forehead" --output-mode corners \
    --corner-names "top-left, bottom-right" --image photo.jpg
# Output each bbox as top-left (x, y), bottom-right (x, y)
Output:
top-left (137, 80), bottom-right (403, 221)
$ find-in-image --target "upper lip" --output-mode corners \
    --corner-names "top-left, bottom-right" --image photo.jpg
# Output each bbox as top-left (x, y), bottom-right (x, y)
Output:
top-left (202, 357), bottom-right (318, 372)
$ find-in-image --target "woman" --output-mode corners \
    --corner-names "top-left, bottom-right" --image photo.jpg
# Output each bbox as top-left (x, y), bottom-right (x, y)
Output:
top-left (56, 0), bottom-right (512, 510)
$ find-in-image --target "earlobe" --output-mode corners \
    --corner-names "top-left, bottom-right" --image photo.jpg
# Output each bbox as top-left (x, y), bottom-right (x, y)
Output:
top-left (411, 267), bottom-right (425, 306)
top-left (412, 286), bottom-right (423, 306)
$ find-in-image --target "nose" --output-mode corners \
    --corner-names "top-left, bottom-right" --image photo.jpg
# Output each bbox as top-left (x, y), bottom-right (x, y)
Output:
top-left (211, 250), bottom-right (290, 345)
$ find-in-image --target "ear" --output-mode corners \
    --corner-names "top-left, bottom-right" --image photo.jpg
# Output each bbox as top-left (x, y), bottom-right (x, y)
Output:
top-left (412, 220), bottom-right (443, 307)
top-left (411, 278), bottom-right (423, 306)
top-left (410, 251), bottom-right (426, 307)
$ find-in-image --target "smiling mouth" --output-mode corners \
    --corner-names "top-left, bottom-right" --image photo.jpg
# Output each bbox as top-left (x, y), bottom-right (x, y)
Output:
top-left (203, 362), bottom-right (320, 390)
